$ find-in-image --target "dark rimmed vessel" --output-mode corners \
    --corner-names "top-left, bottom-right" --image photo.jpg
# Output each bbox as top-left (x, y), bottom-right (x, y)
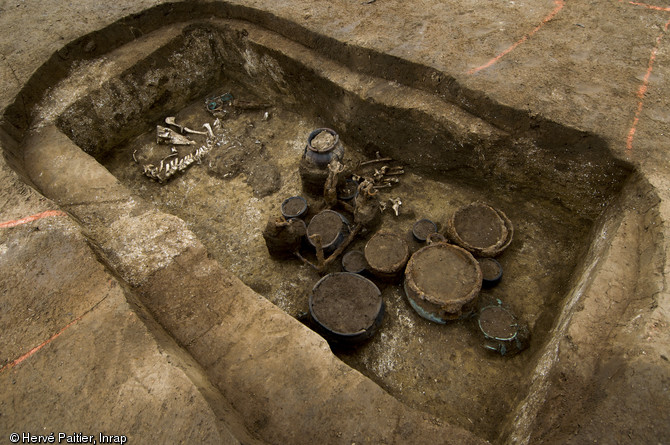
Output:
top-left (477, 305), bottom-right (530, 356)
top-left (307, 210), bottom-right (350, 253)
top-left (412, 218), bottom-right (438, 242)
top-left (478, 257), bottom-right (503, 288)
top-left (281, 196), bottom-right (308, 219)
top-left (309, 272), bottom-right (384, 344)
top-left (303, 128), bottom-right (344, 168)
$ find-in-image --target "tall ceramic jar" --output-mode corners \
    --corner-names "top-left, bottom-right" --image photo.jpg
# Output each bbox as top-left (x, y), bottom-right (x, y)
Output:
top-left (303, 128), bottom-right (344, 168)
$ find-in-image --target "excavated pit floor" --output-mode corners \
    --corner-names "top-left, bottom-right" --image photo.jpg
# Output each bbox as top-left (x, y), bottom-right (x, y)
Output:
top-left (99, 82), bottom-right (591, 440)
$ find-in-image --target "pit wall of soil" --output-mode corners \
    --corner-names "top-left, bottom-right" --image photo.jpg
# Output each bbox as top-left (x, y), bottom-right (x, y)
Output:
top-left (501, 172), bottom-right (668, 444)
top-left (56, 27), bottom-right (227, 160)
top-left (52, 19), bottom-right (631, 222)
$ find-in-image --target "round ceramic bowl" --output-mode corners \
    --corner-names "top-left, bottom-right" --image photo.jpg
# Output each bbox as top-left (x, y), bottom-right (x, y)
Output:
top-left (281, 196), bottom-right (308, 219)
top-left (447, 202), bottom-right (513, 257)
top-left (364, 231), bottom-right (410, 281)
top-left (412, 218), bottom-right (438, 242)
top-left (309, 272), bottom-right (384, 344)
top-left (303, 128), bottom-right (344, 169)
top-left (404, 242), bottom-right (482, 323)
top-left (306, 210), bottom-right (350, 254)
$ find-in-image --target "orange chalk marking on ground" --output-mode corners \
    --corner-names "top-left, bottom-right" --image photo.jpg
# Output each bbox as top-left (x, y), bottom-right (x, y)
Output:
top-left (629, 1), bottom-right (670, 12)
top-left (468, 0), bottom-right (565, 75)
top-left (0, 210), bottom-right (67, 229)
top-left (626, 18), bottom-right (670, 151)
top-left (0, 315), bottom-right (83, 374)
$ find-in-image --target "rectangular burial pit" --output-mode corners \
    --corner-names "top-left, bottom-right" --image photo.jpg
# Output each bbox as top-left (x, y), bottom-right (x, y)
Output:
top-left (53, 21), bottom-right (631, 443)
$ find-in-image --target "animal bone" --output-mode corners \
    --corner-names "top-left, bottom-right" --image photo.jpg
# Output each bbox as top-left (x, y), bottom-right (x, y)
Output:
top-left (156, 126), bottom-right (195, 145)
top-left (165, 117), bottom-right (209, 135)
top-left (358, 157), bottom-right (393, 167)
top-left (203, 123), bottom-right (214, 138)
top-left (390, 197), bottom-right (402, 216)
top-left (164, 117), bottom-right (183, 133)
top-left (141, 142), bottom-right (214, 183)
top-left (184, 127), bottom-right (208, 135)
top-left (373, 168), bottom-right (386, 181)
top-left (359, 179), bottom-right (379, 197)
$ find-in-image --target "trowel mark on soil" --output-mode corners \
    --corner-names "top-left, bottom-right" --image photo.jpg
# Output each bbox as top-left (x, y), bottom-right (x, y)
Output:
top-left (467, 0), bottom-right (565, 75)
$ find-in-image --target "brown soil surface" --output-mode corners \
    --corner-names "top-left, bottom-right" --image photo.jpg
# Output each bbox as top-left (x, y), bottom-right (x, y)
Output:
top-left (342, 250), bottom-right (367, 273)
top-left (409, 244), bottom-right (479, 302)
top-left (307, 210), bottom-right (345, 247)
top-left (310, 130), bottom-right (335, 152)
top-left (282, 197), bottom-right (307, 217)
top-left (479, 258), bottom-right (502, 280)
top-left (413, 219), bottom-right (437, 240)
top-left (298, 157), bottom-right (330, 196)
top-left (311, 273), bottom-right (381, 333)
top-left (479, 306), bottom-right (517, 339)
top-left (364, 232), bottom-right (409, 272)
top-left (454, 204), bottom-right (505, 249)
